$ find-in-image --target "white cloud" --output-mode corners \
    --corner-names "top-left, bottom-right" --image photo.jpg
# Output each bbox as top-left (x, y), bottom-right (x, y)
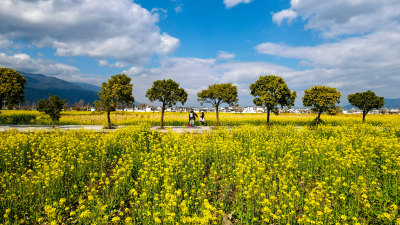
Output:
top-left (123, 66), bottom-right (158, 78)
top-left (175, 5), bottom-right (183, 13)
top-left (125, 54), bottom-right (400, 106)
top-left (272, 9), bottom-right (297, 26)
top-left (112, 62), bottom-right (128, 68)
top-left (272, 0), bottom-right (400, 37)
top-left (255, 26), bottom-right (400, 99)
top-left (13, 54), bottom-right (30, 60)
top-left (0, 52), bottom-right (78, 75)
top-left (151, 8), bottom-right (168, 20)
top-left (223, 0), bottom-right (253, 9)
top-left (99, 59), bottom-right (128, 68)
top-left (0, 0), bottom-right (180, 64)
top-left (0, 35), bottom-right (12, 49)
top-left (120, 23), bottom-right (400, 106)
top-left (264, 1), bottom-right (400, 102)
top-left (256, 27), bottom-right (400, 70)
top-left (217, 51), bottom-right (236, 60)
top-left (5, 49), bottom-right (396, 106)
top-left (123, 57), bottom-right (294, 106)
top-left (0, 52), bottom-right (104, 84)
top-left (99, 60), bottom-right (109, 67)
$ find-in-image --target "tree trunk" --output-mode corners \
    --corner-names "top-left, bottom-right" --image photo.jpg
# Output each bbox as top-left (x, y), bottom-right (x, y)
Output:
top-left (216, 106), bottom-right (220, 126)
top-left (362, 110), bottom-right (366, 123)
top-left (107, 110), bottom-right (111, 128)
top-left (0, 97), bottom-right (3, 110)
top-left (267, 108), bottom-right (270, 125)
top-left (52, 120), bottom-right (55, 128)
top-left (316, 111), bottom-right (321, 126)
top-left (161, 104), bottom-right (165, 128)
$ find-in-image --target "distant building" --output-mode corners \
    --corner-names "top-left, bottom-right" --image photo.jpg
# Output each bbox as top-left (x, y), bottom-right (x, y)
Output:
top-left (201, 106), bottom-right (212, 112)
top-left (388, 109), bottom-right (400, 114)
top-left (243, 106), bottom-right (257, 113)
top-left (342, 108), bottom-right (362, 114)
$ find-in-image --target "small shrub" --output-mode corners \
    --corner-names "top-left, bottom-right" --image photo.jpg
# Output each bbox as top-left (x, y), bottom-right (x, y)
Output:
top-left (0, 114), bottom-right (36, 124)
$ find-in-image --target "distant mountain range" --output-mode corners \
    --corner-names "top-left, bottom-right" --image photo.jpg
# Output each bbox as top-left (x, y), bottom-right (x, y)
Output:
top-left (383, 99), bottom-right (400, 109)
top-left (72, 82), bottom-right (101, 92)
top-left (343, 99), bottom-right (400, 109)
top-left (20, 72), bottom-right (100, 105)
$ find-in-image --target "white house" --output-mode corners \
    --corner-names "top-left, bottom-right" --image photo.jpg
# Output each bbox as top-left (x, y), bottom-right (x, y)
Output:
top-left (243, 106), bottom-right (257, 113)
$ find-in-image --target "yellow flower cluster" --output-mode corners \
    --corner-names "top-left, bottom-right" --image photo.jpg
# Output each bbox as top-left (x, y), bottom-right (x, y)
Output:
top-left (2, 110), bottom-right (400, 126)
top-left (0, 123), bottom-right (400, 224)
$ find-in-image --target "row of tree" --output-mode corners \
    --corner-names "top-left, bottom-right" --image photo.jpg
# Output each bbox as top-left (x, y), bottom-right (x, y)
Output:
top-left (95, 73), bottom-right (385, 128)
top-left (0, 68), bottom-right (385, 128)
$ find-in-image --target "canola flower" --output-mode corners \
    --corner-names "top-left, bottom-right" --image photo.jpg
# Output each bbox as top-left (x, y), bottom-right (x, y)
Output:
top-left (1, 110), bottom-right (400, 127)
top-left (0, 123), bottom-right (399, 224)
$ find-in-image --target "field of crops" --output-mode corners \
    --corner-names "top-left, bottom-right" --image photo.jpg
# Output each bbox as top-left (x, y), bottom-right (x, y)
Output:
top-left (1, 110), bottom-right (400, 127)
top-left (1, 122), bottom-right (400, 224)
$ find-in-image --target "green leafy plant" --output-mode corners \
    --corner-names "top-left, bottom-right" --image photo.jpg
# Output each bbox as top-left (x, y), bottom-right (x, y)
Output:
top-left (146, 79), bottom-right (187, 128)
top-left (197, 83), bottom-right (238, 126)
top-left (249, 75), bottom-right (296, 125)
top-left (348, 90), bottom-right (385, 123)
top-left (0, 68), bottom-right (26, 110)
top-left (96, 74), bottom-right (134, 129)
top-left (303, 86), bottom-right (341, 126)
top-left (37, 95), bottom-right (67, 128)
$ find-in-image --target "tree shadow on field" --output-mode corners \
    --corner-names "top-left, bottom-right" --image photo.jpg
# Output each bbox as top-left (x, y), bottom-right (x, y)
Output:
top-left (102, 124), bottom-right (118, 129)
top-left (307, 118), bottom-right (327, 129)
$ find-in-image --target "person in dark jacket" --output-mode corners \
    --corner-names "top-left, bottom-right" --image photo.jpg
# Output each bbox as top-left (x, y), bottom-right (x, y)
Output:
top-left (188, 109), bottom-right (198, 127)
top-left (199, 112), bottom-right (205, 126)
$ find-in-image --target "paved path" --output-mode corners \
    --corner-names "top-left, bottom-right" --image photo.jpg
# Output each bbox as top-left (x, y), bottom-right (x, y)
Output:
top-left (0, 125), bottom-right (112, 132)
top-left (149, 126), bottom-right (214, 133)
top-left (0, 125), bottom-right (215, 133)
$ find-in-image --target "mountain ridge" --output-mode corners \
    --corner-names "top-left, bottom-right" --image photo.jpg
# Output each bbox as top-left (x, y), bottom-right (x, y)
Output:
top-left (343, 98), bottom-right (400, 109)
top-left (20, 72), bottom-right (100, 105)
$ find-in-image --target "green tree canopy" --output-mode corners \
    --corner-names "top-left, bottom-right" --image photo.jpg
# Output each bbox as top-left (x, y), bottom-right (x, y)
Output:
top-left (197, 83), bottom-right (238, 126)
top-left (96, 74), bottom-right (134, 128)
top-left (0, 68), bottom-right (26, 110)
top-left (249, 75), bottom-right (296, 125)
top-left (348, 90), bottom-right (384, 123)
top-left (303, 85), bottom-right (341, 126)
top-left (37, 95), bottom-right (67, 128)
top-left (146, 79), bottom-right (187, 128)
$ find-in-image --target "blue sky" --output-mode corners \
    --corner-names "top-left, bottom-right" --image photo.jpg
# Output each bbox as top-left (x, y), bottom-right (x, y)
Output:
top-left (0, 0), bottom-right (399, 106)
top-left (137, 0), bottom-right (315, 69)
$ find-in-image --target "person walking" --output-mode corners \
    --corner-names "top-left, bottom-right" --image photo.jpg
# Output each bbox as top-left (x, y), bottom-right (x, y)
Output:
top-left (199, 112), bottom-right (205, 126)
top-left (188, 109), bottom-right (198, 127)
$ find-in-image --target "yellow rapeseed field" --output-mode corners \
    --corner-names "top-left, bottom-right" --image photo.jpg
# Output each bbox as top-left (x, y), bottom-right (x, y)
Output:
top-left (1, 122), bottom-right (400, 224)
top-left (1, 110), bottom-right (400, 126)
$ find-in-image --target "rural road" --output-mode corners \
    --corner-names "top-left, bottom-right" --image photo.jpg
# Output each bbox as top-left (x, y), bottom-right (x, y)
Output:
top-left (0, 125), bottom-right (215, 133)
